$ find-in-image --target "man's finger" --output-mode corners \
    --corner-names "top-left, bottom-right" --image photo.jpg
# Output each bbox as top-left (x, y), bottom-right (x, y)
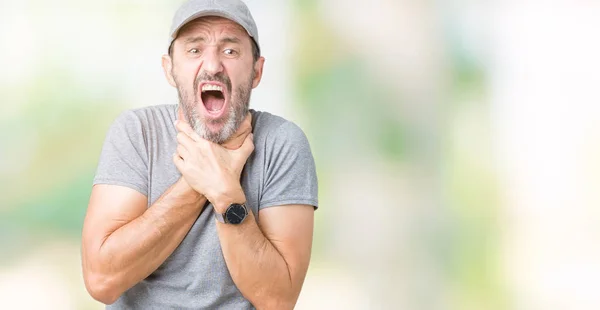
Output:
top-left (177, 131), bottom-right (196, 149)
top-left (236, 133), bottom-right (255, 159)
top-left (176, 144), bottom-right (189, 160)
top-left (172, 153), bottom-right (184, 172)
top-left (231, 126), bottom-right (251, 143)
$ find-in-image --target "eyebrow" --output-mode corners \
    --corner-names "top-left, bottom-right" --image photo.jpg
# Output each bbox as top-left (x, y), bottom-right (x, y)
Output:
top-left (220, 37), bottom-right (241, 44)
top-left (183, 36), bottom-right (242, 45)
top-left (184, 36), bottom-right (205, 44)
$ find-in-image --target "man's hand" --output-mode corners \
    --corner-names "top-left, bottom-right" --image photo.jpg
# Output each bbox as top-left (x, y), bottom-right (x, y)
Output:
top-left (175, 176), bottom-right (204, 201)
top-left (173, 119), bottom-right (254, 212)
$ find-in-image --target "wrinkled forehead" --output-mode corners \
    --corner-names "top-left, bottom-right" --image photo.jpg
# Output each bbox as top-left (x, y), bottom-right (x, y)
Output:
top-left (175, 16), bottom-right (250, 42)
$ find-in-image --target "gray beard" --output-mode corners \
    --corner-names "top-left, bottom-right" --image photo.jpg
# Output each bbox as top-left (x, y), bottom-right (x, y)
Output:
top-left (175, 76), bottom-right (253, 144)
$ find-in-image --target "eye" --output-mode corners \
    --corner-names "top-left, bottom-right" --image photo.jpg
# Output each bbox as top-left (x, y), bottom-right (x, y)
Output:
top-left (223, 49), bottom-right (238, 56)
top-left (188, 48), bottom-right (199, 54)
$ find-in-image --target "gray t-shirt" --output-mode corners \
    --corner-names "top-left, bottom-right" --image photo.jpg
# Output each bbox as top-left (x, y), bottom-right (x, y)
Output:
top-left (93, 104), bottom-right (318, 309)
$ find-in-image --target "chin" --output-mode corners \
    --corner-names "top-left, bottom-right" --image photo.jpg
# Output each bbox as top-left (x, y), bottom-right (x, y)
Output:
top-left (192, 113), bottom-right (236, 144)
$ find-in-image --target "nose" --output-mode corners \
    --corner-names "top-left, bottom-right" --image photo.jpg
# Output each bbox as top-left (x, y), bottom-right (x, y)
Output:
top-left (201, 47), bottom-right (224, 76)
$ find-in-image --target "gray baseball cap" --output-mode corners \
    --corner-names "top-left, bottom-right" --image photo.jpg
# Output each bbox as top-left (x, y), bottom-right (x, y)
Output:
top-left (168, 0), bottom-right (260, 55)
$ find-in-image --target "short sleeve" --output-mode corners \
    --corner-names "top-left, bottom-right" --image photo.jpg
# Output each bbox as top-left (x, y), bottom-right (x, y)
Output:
top-left (93, 110), bottom-right (149, 196)
top-left (260, 121), bottom-right (318, 210)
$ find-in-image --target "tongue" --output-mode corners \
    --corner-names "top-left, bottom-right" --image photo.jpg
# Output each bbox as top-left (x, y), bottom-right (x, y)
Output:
top-left (202, 91), bottom-right (225, 112)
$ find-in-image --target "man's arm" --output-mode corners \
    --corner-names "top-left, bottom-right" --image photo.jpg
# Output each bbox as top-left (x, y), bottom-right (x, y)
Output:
top-left (174, 120), bottom-right (315, 309)
top-left (83, 113), bottom-right (253, 305)
top-left (215, 201), bottom-right (314, 310)
top-left (81, 179), bottom-right (205, 305)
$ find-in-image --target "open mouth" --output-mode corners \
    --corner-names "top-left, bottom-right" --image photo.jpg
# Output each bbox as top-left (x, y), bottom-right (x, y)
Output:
top-left (200, 84), bottom-right (227, 115)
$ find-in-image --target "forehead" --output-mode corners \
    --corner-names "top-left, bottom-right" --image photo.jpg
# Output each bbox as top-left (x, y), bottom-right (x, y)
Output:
top-left (176, 16), bottom-right (249, 40)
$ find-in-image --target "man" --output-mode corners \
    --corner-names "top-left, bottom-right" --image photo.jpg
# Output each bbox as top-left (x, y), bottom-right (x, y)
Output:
top-left (81, 0), bottom-right (318, 309)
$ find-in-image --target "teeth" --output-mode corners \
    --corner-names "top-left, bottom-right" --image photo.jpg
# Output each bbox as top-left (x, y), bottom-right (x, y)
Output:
top-left (201, 84), bottom-right (223, 92)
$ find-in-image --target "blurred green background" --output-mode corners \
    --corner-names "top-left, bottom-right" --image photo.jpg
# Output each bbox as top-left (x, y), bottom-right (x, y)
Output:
top-left (1, 0), bottom-right (600, 309)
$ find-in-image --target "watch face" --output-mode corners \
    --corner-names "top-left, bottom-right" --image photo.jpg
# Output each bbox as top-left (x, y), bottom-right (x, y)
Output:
top-left (225, 204), bottom-right (247, 224)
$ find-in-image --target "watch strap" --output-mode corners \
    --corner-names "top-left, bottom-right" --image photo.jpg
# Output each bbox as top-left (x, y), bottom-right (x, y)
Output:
top-left (214, 210), bottom-right (226, 223)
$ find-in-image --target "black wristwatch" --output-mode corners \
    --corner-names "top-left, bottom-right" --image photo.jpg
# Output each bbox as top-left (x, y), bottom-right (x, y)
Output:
top-left (214, 203), bottom-right (248, 225)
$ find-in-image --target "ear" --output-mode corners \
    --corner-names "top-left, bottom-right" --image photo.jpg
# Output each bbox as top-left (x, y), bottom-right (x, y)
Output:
top-left (162, 54), bottom-right (177, 87)
top-left (251, 56), bottom-right (265, 89)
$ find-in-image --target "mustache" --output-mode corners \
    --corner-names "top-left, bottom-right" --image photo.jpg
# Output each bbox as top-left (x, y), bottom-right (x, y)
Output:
top-left (194, 72), bottom-right (232, 94)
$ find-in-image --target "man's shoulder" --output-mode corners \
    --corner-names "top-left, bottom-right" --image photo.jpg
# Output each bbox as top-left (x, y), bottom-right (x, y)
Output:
top-left (111, 104), bottom-right (177, 130)
top-left (252, 109), bottom-right (286, 131)
top-left (123, 104), bottom-right (177, 122)
top-left (252, 110), bottom-right (311, 151)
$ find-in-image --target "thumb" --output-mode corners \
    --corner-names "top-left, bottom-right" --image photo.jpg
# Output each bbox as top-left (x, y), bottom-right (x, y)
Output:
top-left (175, 120), bottom-right (201, 142)
top-left (236, 133), bottom-right (255, 159)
